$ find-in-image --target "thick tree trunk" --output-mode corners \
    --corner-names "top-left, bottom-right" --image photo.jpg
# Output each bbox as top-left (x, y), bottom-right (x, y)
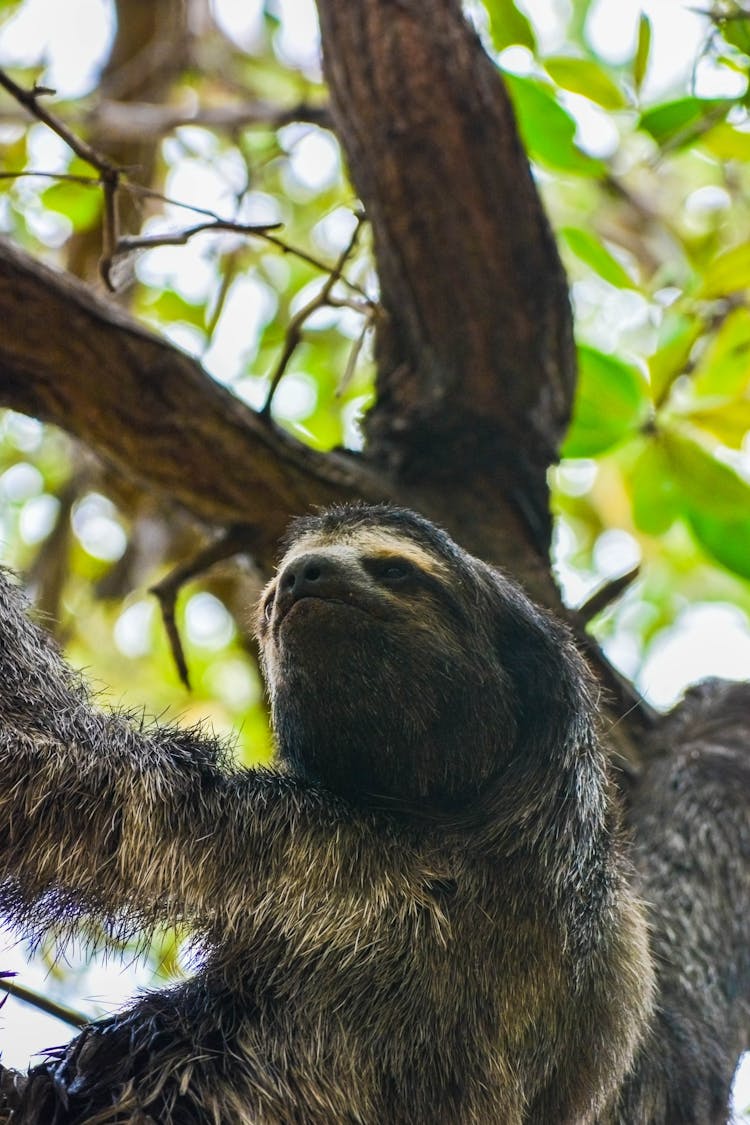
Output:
top-left (317, 0), bottom-right (574, 557)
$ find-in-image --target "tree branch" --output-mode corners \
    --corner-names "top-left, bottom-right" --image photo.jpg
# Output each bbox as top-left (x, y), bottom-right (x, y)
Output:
top-left (0, 71), bottom-right (118, 176)
top-left (261, 211), bottom-right (370, 416)
top-left (316, 0), bottom-right (575, 550)
top-left (0, 974), bottom-right (87, 1030)
top-left (88, 97), bottom-right (332, 140)
top-left (0, 238), bottom-right (386, 569)
top-left (149, 526), bottom-right (256, 690)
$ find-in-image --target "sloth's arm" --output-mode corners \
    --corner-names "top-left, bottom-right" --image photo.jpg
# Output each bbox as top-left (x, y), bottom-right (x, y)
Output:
top-left (0, 571), bottom-right (397, 947)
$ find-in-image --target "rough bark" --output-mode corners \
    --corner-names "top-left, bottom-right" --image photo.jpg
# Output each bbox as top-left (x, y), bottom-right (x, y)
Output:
top-left (0, 239), bottom-right (386, 569)
top-left (317, 0), bottom-right (575, 556)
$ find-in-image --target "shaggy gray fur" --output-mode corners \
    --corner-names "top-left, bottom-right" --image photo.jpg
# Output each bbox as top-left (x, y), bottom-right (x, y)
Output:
top-left (0, 505), bottom-right (653, 1123)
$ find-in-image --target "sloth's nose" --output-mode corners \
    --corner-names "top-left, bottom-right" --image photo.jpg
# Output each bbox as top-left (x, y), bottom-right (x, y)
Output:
top-left (277, 552), bottom-right (352, 606)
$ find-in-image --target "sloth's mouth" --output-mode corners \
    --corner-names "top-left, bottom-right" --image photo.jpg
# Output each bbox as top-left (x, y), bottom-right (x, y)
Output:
top-left (279, 594), bottom-right (371, 626)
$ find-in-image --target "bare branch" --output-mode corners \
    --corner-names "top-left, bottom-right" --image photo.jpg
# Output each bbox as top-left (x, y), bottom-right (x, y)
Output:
top-left (576, 566), bottom-right (641, 626)
top-left (100, 218), bottom-right (282, 289)
top-left (0, 237), bottom-right (389, 570)
top-left (113, 220), bottom-right (283, 253)
top-left (0, 171), bottom-right (102, 187)
top-left (0, 68), bottom-right (125, 289)
top-left (150, 527), bottom-right (254, 689)
top-left (0, 71), bottom-right (350, 295)
top-left (262, 213), bottom-right (369, 415)
top-left (89, 97), bottom-right (332, 141)
top-left (0, 169), bottom-right (371, 298)
top-left (121, 184), bottom-right (372, 295)
top-left (0, 71), bottom-right (118, 177)
top-left (0, 974), bottom-right (87, 1030)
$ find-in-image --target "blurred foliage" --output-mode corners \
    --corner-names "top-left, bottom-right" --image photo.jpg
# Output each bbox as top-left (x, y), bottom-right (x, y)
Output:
top-left (482, 0), bottom-right (750, 706)
top-left (0, 0), bottom-right (747, 707)
top-left (0, 0), bottom-right (747, 721)
top-left (1, 0), bottom-right (750, 1038)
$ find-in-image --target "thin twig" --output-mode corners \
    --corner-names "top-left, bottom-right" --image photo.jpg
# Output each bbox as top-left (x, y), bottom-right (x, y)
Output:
top-left (0, 68), bottom-right (123, 289)
top-left (0, 973), bottom-right (88, 1030)
top-left (150, 527), bottom-right (252, 690)
top-left (0, 170), bottom-right (101, 186)
top-left (151, 582), bottom-right (191, 692)
top-left (90, 98), bottom-right (332, 142)
top-left (327, 294), bottom-right (375, 315)
top-left (0, 71), bottom-right (364, 295)
top-left (120, 184), bottom-right (371, 295)
top-left (0, 70), bottom-right (117, 176)
top-left (99, 179), bottom-right (120, 286)
top-left (336, 317), bottom-right (373, 398)
top-left (576, 565), bottom-right (640, 626)
top-left (0, 168), bottom-right (372, 299)
top-left (113, 219), bottom-right (284, 253)
top-left (261, 212), bottom-right (368, 417)
top-left (100, 218), bottom-right (283, 288)
top-left (258, 231), bottom-right (372, 300)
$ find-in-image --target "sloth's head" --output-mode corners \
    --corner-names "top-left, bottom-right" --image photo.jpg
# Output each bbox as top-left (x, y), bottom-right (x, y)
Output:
top-left (257, 505), bottom-right (591, 809)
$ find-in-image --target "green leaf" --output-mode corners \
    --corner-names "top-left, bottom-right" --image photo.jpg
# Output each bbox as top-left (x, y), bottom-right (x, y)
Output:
top-left (718, 12), bottom-right (750, 56)
top-left (663, 427), bottom-right (750, 515)
top-left (633, 13), bottom-right (652, 95)
top-left (563, 345), bottom-right (650, 457)
top-left (628, 438), bottom-right (682, 535)
top-left (699, 242), bottom-right (750, 299)
top-left (141, 289), bottom-right (207, 331)
top-left (560, 226), bottom-right (636, 288)
top-left (691, 308), bottom-right (750, 399)
top-left (639, 97), bottom-right (731, 147)
top-left (544, 55), bottom-right (626, 110)
top-left (40, 180), bottom-right (102, 231)
top-left (670, 310), bottom-right (750, 449)
top-left (684, 500), bottom-right (750, 579)
top-left (630, 427), bottom-right (750, 576)
top-left (701, 121), bottom-right (750, 161)
top-left (503, 73), bottom-right (605, 175)
top-left (485, 0), bottom-right (536, 52)
top-left (649, 311), bottom-right (702, 406)
top-left (686, 401), bottom-right (750, 449)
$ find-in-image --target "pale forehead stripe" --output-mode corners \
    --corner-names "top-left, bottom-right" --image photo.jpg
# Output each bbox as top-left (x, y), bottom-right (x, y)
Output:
top-left (279, 528), bottom-right (450, 579)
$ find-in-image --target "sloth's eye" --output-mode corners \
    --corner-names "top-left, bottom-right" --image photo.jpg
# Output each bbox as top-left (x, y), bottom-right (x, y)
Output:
top-left (263, 592), bottom-right (275, 621)
top-left (383, 562), bottom-right (412, 581)
top-left (367, 557), bottom-right (417, 585)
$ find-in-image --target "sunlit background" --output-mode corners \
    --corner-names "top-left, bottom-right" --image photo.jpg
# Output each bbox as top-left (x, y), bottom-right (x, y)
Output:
top-left (1, 0), bottom-right (750, 1116)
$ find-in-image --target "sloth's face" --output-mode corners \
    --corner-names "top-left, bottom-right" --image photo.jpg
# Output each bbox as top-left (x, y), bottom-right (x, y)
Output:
top-left (258, 524), bottom-right (464, 681)
top-left (255, 512), bottom-right (517, 805)
top-left (255, 505), bottom-right (588, 807)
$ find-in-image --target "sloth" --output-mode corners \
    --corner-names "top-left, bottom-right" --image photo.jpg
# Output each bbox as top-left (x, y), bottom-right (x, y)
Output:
top-left (0, 503), bottom-right (653, 1124)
